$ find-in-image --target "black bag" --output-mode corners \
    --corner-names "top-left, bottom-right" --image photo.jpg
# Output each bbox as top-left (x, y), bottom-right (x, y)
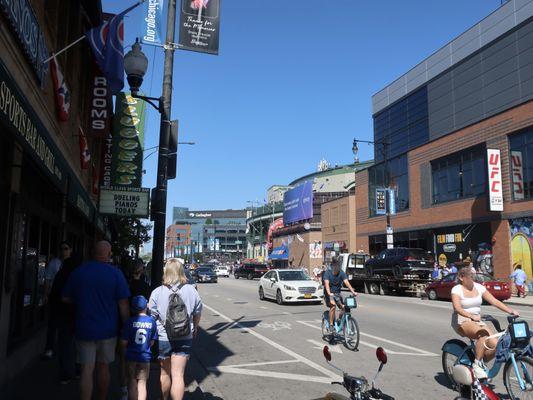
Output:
top-left (165, 284), bottom-right (191, 340)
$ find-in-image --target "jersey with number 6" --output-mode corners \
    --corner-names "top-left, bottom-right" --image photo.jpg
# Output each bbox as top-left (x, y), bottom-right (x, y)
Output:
top-left (121, 315), bottom-right (158, 362)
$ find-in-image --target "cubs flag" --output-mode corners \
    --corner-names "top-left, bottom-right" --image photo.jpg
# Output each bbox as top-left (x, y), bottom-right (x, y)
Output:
top-left (178, 0), bottom-right (220, 55)
top-left (79, 127), bottom-right (91, 170)
top-left (49, 57), bottom-right (70, 121)
top-left (85, 2), bottom-right (143, 94)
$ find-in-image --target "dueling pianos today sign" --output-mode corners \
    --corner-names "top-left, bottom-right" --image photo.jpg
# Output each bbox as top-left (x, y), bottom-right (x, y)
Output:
top-left (99, 186), bottom-right (150, 217)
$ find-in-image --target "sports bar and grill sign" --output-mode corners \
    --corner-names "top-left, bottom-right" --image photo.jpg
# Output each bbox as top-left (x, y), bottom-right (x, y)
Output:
top-left (99, 186), bottom-right (150, 217)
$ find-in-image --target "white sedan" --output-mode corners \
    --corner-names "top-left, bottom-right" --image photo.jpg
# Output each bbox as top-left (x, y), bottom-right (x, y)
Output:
top-left (215, 265), bottom-right (230, 277)
top-left (258, 269), bottom-right (323, 305)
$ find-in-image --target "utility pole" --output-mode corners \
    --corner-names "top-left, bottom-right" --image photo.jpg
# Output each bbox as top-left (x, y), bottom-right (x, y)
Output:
top-left (150, 0), bottom-right (177, 289)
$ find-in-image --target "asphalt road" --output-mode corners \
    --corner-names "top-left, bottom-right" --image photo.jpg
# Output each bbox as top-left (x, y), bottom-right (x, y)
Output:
top-left (192, 276), bottom-right (533, 400)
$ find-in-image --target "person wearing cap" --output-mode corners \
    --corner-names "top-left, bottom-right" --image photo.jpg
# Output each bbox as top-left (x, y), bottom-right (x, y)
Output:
top-left (121, 295), bottom-right (158, 400)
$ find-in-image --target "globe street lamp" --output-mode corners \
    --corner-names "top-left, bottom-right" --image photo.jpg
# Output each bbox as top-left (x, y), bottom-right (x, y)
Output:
top-left (124, 1), bottom-right (177, 290)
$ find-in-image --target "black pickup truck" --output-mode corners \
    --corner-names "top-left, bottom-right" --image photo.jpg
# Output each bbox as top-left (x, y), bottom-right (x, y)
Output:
top-left (364, 248), bottom-right (433, 279)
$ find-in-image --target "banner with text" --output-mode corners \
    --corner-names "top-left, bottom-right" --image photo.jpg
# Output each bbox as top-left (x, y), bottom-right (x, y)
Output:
top-left (283, 181), bottom-right (313, 225)
top-left (111, 93), bottom-right (146, 187)
top-left (178, 0), bottom-right (220, 55)
top-left (141, 0), bottom-right (165, 45)
top-left (487, 149), bottom-right (503, 212)
top-left (89, 64), bottom-right (112, 136)
top-left (99, 186), bottom-right (150, 217)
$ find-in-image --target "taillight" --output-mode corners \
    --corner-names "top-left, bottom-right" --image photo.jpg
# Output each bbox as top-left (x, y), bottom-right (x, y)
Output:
top-left (404, 256), bottom-right (415, 261)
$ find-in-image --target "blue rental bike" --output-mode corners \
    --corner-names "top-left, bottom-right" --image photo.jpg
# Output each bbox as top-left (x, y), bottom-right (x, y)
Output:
top-left (321, 296), bottom-right (360, 351)
top-left (442, 315), bottom-right (533, 400)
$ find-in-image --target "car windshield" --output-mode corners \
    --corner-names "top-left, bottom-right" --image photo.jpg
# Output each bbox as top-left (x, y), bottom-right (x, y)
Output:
top-left (406, 249), bottom-right (429, 260)
top-left (278, 270), bottom-right (311, 281)
top-left (197, 268), bottom-right (213, 273)
top-left (475, 273), bottom-right (496, 283)
top-left (252, 264), bottom-right (267, 270)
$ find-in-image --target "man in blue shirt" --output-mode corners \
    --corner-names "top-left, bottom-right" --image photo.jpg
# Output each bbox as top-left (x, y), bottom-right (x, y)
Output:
top-left (121, 296), bottom-right (157, 400)
top-left (63, 241), bottom-right (130, 400)
top-left (324, 258), bottom-right (357, 333)
top-left (510, 263), bottom-right (528, 298)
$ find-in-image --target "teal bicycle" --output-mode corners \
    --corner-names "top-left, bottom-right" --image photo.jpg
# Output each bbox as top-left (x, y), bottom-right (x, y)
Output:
top-left (321, 296), bottom-right (360, 351)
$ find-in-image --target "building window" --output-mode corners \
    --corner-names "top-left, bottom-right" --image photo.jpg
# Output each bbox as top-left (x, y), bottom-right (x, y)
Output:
top-left (373, 87), bottom-right (429, 163)
top-left (509, 129), bottom-right (533, 200)
top-left (431, 145), bottom-right (486, 204)
top-left (368, 154), bottom-right (409, 216)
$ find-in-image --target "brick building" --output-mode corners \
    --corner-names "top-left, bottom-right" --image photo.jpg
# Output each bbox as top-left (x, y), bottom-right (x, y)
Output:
top-left (355, 0), bottom-right (533, 280)
top-left (165, 224), bottom-right (191, 258)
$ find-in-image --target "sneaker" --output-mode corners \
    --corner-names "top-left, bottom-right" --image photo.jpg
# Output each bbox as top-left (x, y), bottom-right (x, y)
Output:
top-left (473, 361), bottom-right (488, 380)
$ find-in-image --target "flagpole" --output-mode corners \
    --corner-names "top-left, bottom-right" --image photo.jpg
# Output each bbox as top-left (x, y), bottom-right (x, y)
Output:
top-left (41, 0), bottom-right (147, 65)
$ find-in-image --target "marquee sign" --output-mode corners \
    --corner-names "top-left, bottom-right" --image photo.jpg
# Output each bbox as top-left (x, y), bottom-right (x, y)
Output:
top-left (99, 186), bottom-right (150, 217)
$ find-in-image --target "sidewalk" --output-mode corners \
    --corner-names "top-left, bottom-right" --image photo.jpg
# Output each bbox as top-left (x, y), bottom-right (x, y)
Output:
top-left (505, 295), bottom-right (533, 307)
top-left (0, 350), bottom-right (222, 400)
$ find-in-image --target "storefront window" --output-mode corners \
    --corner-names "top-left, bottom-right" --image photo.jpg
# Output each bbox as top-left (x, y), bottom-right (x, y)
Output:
top-left (509, 129), bottom-right (533, 200)
top-left (431, 145), bottom-right (486, 204)
top-left (368, 154), bottom-right (409, 216)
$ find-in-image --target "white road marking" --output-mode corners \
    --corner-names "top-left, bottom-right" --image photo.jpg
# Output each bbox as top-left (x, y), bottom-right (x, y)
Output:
top-left (260, 306), bottom-right (269, 309)
top-left (203, 304), bottom-right (340, 380)
top-left (307, 339), bottom-right (342, 354)
top-left (226, 298), bottom-right (233, 301)
top-left (223, 360), bottom-right (300, 368)
top-left (258, 321), bottom-right (292, 331)
top-left (207, 366), bottom-right (334, 384)
top-left (296, 320), bottom-right (438, 357)
top-left (282, 311), bottom-right (292, 315)
top-left (214, 295), bottom-right (220, 298)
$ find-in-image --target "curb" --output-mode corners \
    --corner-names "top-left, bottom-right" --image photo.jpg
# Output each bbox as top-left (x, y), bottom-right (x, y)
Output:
top-left (504, 299), bottom-right (533, 308)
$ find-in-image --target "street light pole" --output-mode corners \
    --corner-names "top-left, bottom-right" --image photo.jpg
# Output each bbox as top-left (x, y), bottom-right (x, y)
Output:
top-left (353, 138), bottom-right (393, 249)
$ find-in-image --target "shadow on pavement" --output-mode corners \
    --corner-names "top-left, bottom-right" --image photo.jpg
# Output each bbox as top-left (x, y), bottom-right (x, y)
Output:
top-left (193, 326), bottom-right (234, 381)
top-left (434, 372), bottom-right (456, 391)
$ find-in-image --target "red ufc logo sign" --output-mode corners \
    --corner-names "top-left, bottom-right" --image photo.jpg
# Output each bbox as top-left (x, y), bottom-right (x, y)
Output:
top-left (487, 149), bottom-right (503, 211)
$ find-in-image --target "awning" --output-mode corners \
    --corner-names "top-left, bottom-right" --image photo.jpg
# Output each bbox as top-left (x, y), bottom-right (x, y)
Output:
top-left (269, 245), bottom-right (288, 260)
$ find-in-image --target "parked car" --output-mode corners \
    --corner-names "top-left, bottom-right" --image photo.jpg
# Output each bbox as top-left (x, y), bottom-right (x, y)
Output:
top-left (234, 263), bottom-right (268, 280)
top-left (191, 266), bottom-right (218, 283)
top-left (215, 265), bottom-right (230, 277)
top-left (258, 269), bottom-right (323, 305)
top-left (364, 247), bottom-right (433, 278)
top-left (425, 272), bottom-right (511, 301)
top-left (184, 269), bottom-right (198, 290)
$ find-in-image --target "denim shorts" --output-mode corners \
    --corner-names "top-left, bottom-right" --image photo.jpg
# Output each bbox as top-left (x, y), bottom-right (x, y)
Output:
top-left (158, 339), bottom-right (193, 359)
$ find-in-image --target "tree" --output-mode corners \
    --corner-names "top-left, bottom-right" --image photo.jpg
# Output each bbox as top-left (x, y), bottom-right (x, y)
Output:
top-left (113, 217), bottom-right (152, 259)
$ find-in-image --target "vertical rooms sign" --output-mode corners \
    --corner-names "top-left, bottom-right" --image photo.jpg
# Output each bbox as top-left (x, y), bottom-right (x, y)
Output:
top-left (111, 93), bottom-right (146, 187)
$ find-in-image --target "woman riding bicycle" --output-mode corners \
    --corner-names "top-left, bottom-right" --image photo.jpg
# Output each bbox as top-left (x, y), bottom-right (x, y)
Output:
top-left (324, 259), bottom-right (357, 334)
top-left (451, 267), bottom-right (519, 379)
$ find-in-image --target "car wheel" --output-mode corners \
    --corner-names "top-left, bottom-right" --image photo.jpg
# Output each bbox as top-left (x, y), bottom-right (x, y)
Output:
top-left (428, 289), bottom-right (438, 301)
top-left (276, 290), bottom-right (284, 305)
top-left (368, 282), bottom-right (380, 295)
top-left (259, 286), bottom-right (265, 300)
top-left (247, 273), bottom-right (253, 280)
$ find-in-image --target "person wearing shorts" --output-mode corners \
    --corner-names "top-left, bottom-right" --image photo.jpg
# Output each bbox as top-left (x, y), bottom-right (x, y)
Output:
top-left (451, 267), bottom-right (518, 379)
top-left (149, 259), bottom-right (202, 400)
top-left (323, 258), bottom-right (357, 333)
top-left (63, 241), bottom-right (130, 400)
top-left (121, 296), bottom-right (157, 400)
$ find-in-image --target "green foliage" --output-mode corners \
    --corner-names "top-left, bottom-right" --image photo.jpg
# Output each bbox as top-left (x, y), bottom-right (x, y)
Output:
top-left (112, 217), bottom-right (152, 258)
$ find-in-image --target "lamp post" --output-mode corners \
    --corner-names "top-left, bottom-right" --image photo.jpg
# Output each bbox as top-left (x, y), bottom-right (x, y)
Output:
top-left (353, 138), bottom-right (393, 249)
top-left (124, 0), bottom-right (177, 289)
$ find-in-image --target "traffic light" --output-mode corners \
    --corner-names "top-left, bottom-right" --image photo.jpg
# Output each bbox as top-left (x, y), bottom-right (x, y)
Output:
top-left (168, 120), bottom-right (178, 180)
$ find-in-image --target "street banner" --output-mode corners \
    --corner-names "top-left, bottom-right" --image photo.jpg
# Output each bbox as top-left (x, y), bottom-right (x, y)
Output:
top-left (178, 0), bottom-right (220, 55)
top-left (309, 242), bottom-right (323, 259)
top-left (487, 149), bottom-right (503, 211)
top-left (89, 64), bottom-right (112, 137)
top-left (375, 188), bottom-right (386, 215)
top-left (141, 0), bottom-right (165, 45)
top-left (283, 181), bottom-right (313, 225)
top-left (111, 93), bottom-right (146, 187)
top-left (511, 151), bottom-right (525, 200)
top-left (99, 136), bottom-right (113, 189)
top-left (99, 186), bottom-right (150, 217)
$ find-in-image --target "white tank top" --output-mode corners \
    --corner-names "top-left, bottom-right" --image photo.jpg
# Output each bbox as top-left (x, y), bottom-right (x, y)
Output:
top-left (451, 282), bottom-right (486, 315)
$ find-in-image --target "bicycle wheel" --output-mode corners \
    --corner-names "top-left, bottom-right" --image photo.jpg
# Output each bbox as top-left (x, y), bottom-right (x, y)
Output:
top-left (321, 316), bottom-right (329, 340)
top-left (503, 356), bottom-right (533, 400)
top-left (343, 315), bottom-right (360, 351)
top-left (441, 350), bottom-right (460, 389)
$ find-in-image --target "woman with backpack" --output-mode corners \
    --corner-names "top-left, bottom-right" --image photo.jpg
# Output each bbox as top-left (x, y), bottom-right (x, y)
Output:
top-left (148, 258), bottom-right (202, 400)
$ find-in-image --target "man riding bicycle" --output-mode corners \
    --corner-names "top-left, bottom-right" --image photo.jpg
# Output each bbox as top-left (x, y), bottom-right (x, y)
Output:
top-left (323, 258), bottom-right (357, 333)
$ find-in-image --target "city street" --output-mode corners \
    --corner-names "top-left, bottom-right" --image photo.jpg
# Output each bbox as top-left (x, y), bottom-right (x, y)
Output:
top-left (194, 277), bottom-right (533, 400)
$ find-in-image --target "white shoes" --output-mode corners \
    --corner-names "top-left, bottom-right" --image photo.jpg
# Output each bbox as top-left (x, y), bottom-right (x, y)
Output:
top-left (473, 360), bottom-right (488, 379)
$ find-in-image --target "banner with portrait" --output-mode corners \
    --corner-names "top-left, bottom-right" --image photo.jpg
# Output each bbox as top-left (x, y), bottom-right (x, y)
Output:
top-left (178, 0), bottom-right (220, 55)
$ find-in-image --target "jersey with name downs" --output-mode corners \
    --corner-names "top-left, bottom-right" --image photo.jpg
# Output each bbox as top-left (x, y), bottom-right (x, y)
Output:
top-left (121, 315), bottom-right (158, 362)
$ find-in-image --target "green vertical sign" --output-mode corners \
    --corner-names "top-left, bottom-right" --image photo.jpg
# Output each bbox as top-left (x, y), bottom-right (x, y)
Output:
top-left (111, 93), bottom-right (146, 187)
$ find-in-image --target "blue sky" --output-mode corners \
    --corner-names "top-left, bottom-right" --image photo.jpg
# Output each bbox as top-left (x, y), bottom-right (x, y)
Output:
top-left (102, 0), bottom-right (502, 249)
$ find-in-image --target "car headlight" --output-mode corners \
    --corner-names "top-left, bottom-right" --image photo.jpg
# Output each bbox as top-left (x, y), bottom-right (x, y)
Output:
top-left (284, 285), bottom-right (296, 291)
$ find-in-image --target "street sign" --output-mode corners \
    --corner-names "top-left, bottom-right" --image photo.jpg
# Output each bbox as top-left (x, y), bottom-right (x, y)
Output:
top-left (99, 186), bottom-right (150, 217)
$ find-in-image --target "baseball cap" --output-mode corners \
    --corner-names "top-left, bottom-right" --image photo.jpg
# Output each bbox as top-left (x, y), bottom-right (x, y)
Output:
top-left (131, 295), bottom-right (148, 312)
